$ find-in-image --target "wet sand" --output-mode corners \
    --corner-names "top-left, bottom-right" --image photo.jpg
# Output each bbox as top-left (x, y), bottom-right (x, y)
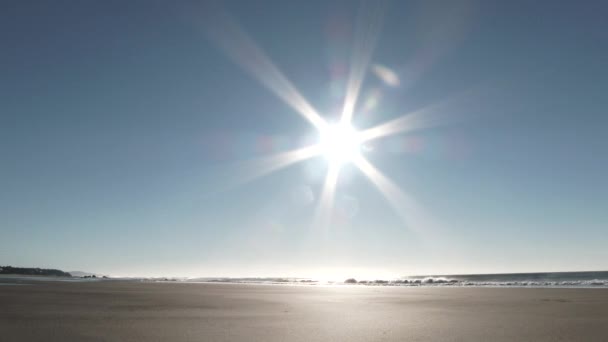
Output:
top-left (1, 280), bottom-right (608, 341)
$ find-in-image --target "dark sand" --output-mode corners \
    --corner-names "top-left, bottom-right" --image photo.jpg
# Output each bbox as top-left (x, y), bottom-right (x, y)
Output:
top-left (1, 281), bottom-right (608, 341)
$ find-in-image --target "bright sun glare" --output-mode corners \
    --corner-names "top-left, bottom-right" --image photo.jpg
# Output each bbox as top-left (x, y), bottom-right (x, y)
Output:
top-left (208, 5), bottom-right (431, 230)
top-left (319, 123), bottom-right (362, 165)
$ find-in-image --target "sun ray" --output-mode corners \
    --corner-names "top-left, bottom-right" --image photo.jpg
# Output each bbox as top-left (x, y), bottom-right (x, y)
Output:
top-left (208, 144), bottom-right (323, 195)
top-left (353, 155), bottom-right (428, 232)
top-left (203, 8), bottom-right (327, 131)
top-left (340, 0), bottom-right (387, 125)
top-left (313, 163), bottom-right (341, 230)
top-left (193, 2), bottom-right (446, 234)
top-left (358, 88), bottom-right (481, 143)
top-left (238, 144), bottom-right (323, 185)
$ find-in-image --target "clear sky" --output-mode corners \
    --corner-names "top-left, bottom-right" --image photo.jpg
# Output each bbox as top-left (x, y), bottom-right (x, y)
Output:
top-left (1, 0), bottom-right (607, 278)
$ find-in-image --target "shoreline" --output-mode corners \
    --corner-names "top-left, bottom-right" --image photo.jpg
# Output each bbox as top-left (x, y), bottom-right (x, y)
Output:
top-left (2, 274), bottom-right (607, 289)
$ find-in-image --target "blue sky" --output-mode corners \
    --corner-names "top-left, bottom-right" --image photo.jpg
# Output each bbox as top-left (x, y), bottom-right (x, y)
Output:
top-left (1, 0), bottom-right (607, 278)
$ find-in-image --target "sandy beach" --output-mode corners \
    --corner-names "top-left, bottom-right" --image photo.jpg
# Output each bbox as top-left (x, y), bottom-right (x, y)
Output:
top-left (1, 280), bottom-right (607, 341)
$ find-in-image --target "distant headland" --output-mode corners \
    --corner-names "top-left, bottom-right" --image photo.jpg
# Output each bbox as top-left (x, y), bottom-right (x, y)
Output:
top-left (0, 266), bottom-right (71, 277)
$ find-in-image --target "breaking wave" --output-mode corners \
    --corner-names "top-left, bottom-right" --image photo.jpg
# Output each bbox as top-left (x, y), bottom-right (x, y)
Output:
top-left (184, 272), bottom-right (608, 288)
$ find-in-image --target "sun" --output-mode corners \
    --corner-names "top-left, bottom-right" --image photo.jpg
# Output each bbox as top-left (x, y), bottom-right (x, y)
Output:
top-left (207, 6), bottom-right (430, 230)
top-left (318, 123), bottom-right (362, 166)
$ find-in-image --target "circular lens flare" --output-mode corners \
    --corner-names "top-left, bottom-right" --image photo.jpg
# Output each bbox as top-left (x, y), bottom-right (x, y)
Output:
top-left (319, 123), bottom-right (361, 165)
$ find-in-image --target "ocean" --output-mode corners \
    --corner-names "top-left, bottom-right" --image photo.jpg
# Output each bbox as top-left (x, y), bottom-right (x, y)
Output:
top-left (399, 271), bottom-right (608, 287)
top-left (187, 271), bottom-right (608, 287)
top-left (3, 271), bottom-right (607, 288)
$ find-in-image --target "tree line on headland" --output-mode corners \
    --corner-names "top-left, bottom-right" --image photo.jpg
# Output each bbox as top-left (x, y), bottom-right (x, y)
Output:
top-left (0, 266), bottom-right (71, 277)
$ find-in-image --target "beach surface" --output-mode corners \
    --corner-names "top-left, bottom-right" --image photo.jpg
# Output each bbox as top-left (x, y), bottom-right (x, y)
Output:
top-left (1, 280), bottom-right (608, 341)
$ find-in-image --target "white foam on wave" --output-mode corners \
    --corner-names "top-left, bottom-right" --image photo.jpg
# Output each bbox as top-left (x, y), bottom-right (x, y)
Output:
top-left (182, 275), bottom-right (608, 288)
top-left (397, 279), bottom-right (608, 288)
top-left (350, 277), bottom-right (608, 288)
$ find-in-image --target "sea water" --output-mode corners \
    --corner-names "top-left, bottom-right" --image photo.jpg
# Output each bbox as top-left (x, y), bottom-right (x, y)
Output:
top-left (400, 271), bottom-right (608, 287)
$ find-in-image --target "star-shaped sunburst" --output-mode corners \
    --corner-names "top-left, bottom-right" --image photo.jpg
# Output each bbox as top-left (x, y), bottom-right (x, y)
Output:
top-left (202, 2), bottom-right (448, 231)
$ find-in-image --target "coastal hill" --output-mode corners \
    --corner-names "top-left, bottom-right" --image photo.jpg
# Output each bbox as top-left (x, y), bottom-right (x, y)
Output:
top-left (0, 266), bottom-right (71, 277)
